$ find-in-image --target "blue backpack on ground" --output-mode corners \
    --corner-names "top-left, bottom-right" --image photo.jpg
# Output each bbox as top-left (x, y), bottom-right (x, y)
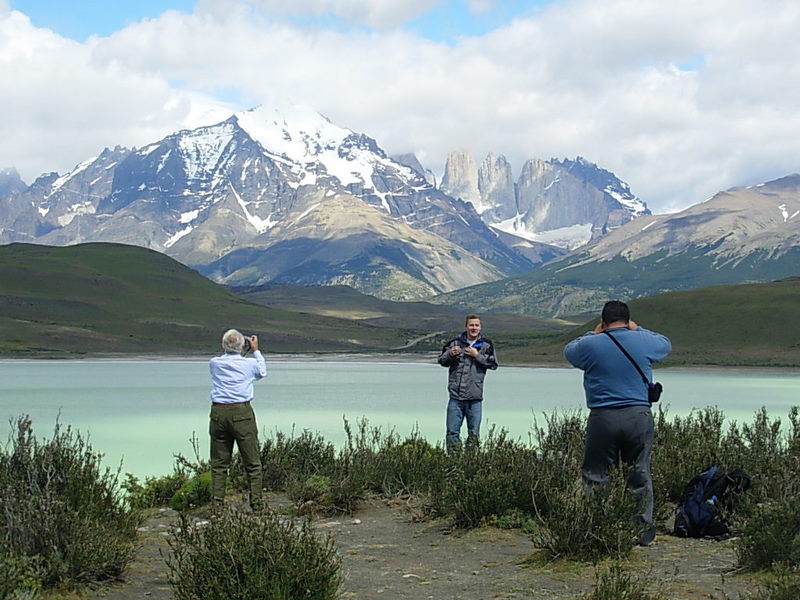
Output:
top-left (673, 466), bottom-right (751, 539)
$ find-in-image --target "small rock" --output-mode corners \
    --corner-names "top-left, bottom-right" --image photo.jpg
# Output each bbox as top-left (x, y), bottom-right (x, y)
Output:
top-left (352, 518), bottom-right (362, 525)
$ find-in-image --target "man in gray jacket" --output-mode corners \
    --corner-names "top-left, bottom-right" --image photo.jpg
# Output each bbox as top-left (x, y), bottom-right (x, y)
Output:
top-left (438, 314), bottom-right (498, 450)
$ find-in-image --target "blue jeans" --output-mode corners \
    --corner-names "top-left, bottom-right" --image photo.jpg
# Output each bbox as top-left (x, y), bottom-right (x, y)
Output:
top-left (446, 399), bottom-right (482, 450)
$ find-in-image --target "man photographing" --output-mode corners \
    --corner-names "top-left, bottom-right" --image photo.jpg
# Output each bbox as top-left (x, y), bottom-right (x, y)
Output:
top-left (209, 329), bottom-right (267, 511)
top-left (564, 301), bottom-right (671, 546)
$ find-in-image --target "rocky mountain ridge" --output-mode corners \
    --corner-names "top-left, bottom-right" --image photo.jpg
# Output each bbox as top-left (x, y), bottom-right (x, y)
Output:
top-left (0, 105), bottom-right (534, 301)
top-left (435, 174), bottom-right (800, 316)
top-left (441, 151), bottom-right (649, 250)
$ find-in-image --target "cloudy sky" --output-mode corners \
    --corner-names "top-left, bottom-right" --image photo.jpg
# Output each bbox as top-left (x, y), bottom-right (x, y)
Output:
top-left (2, 0), bottom-right (798, 214)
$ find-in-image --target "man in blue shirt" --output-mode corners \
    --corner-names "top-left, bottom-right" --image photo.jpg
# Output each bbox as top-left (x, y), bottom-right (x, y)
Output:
top-left (564, 301), bottom-right (671, 545)
top-left (209, 329), bottom-right (267, 511)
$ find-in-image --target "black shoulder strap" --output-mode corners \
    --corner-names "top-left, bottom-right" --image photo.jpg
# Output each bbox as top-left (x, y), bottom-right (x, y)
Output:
top-left (603, 331), bottom-right (649, 385)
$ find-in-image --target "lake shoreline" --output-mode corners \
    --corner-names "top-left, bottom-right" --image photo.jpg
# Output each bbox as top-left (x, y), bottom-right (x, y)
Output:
top-left (2, 351), bottom-right (799, 373)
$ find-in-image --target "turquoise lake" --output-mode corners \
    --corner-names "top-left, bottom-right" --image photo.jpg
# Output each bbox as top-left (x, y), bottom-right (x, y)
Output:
top-left (0, 359), bottom-right (797, 478)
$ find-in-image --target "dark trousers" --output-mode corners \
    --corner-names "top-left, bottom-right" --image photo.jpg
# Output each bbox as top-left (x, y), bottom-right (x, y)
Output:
top-left (582, 404), bottom-right (654, 531)
top-left (209, 402), bottom-right (263, 509)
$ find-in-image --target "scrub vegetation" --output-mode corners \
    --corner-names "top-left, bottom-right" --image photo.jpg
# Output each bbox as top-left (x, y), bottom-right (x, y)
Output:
top-left (0, 417), bottom-right (140, 596)
top-left (2, 405), bottom-right (799, 598)
top-left (166, 509), bottom-right (341, 600)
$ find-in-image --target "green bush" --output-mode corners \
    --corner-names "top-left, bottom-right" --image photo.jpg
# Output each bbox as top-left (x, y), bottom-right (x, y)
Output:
top-left (437, 428), bottom-right (536, 527)
top-left (651, 406), bottom-right (728, 506)
top-left (0, 549), bottom-right (42, 600)
top-left (582, 563), bottom-right (664, 600)
top-left (166, 509), bottom-right (342, 600)
top-left (260, 429), bottom-right (336, 492)
top-left (528, 411), bottom-right (585, 518)
top-left (736, 494), bottom-right (800, 571)
top-left (170, 471), bottom-right (212, 511)
top-left (123, 470), bottom-right (189, 509)
top-left (492, 509), bottom-right (537, 533)
top-left (740, 565), bottom-right (800, 600)
top-left (0, 416), bottom-right (140, 590)
top-left (286, 473), bottom-right (335, 515)
top-left (358, 432), bottom-right (446, 497)
top-left (533, 472), bottom-right (639, 562)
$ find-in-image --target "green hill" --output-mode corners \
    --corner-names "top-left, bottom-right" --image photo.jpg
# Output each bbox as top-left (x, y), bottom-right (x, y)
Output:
top-left (3, 243), bottom-right (798, 366)
top-left (232, 283), bottom-right (573, 333)
top-left (0, 243), bottom-right (432, 357)
top-left (518, 278), bottom-right (800, 367)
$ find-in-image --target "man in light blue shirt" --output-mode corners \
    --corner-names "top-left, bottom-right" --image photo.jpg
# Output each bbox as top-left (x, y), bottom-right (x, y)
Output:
top-left (209, 329), bottom-right (267, 511)
top-left (564, 300), bottom-right (671, 546)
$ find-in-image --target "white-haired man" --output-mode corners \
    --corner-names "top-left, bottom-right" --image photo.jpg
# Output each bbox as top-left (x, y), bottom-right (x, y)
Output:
top-left (209, 329), bottom-right (267, 511)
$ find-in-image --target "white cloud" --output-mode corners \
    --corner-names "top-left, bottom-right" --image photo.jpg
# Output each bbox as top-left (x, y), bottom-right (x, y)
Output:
top-left (235, 0), bottom-right (439, 29)
top-left (466, 0), bottom-right (498, 13)
top-left (1, 0), bottom-right (799, 215)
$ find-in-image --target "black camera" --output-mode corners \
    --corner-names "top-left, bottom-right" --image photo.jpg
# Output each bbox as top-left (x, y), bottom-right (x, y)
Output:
top-left (243, 337), bottom-right (251, 351)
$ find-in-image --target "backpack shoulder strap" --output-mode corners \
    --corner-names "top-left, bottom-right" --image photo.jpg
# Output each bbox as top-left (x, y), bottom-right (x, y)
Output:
top-left (603, 331), bottom-right (649, 385)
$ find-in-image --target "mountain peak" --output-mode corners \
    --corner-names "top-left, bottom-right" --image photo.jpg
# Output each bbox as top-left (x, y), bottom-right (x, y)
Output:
top-left (235, 104), bottom-right (351, 162)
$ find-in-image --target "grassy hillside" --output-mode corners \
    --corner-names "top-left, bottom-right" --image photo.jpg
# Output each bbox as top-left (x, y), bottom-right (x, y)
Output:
top-left (0, 243), bottom-right (435, 357)
top-left (3, 243), bottom-right (798, 366)
top-left (232, 283), bottom-right (574, 333)
top-left (516, 278), bottom-right (800, 367)
top-left (435, 247), bottom-right (800, 318)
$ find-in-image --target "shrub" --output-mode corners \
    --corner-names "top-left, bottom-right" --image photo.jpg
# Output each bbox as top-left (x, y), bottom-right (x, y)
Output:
top-left (0, 416), bottom-right (140, 590)
top-left (740, 565), bottom-right (800, 600)
top-left (358, 431), bottom-right (446, 497)
top-left (166, 509), bottom-right (342, 600)
top-left (278, 420), bottom-right (447, 515)
top-left (435, 428), bottom-right (537, 528)
top-left (492, 509), bottom-right (537, 533)
top-left (528, 411), bottom-right (585, 518)
top-left (651, 406), bottom-right (795, 524)
top-left (0, 549), bottom-right (42, 600)
top-left (260, 428), bottom-right (337, 492)
top-left (736, 495), bottom-right (800, 571)
top-left (123, 470), bottom-right (190, 509)
top-left (651, 406), bottom-right (728, 515)
top-left (583, 563), bottom-right (665, 600)
top-left (170, 472), bottom-right (212, 511)
top-left (286, 473), bottom-right (333, 515)
top-left (533, 472), bottom-right (639, 562)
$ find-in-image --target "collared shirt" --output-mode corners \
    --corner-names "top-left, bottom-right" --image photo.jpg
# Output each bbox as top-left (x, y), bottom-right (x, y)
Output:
top-left (564, 326), bottom-right (671, 409)
top-left (209, 350), bottom-right (267, 404)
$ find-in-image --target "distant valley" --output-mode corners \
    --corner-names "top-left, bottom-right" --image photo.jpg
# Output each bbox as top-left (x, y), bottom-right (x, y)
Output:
top-left (1, 242), bottom-right (798, 367)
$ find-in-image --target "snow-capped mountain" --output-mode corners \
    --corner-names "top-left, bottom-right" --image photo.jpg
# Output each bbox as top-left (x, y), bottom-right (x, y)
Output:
top-left (441, 152), bottom-right (649, 251)
top-left (0, 105), bottom-right (533, 300)
top-left (435, 174), bottom-right (800, 316)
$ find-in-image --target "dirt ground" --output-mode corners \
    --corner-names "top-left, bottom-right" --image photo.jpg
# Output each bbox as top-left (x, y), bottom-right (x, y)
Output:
top-left (90, 495), bottom-right (761, 600)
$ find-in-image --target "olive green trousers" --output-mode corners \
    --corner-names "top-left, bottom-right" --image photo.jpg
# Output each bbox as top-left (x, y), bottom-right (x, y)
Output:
top-left (209, 402), bottom-right (263, 509)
